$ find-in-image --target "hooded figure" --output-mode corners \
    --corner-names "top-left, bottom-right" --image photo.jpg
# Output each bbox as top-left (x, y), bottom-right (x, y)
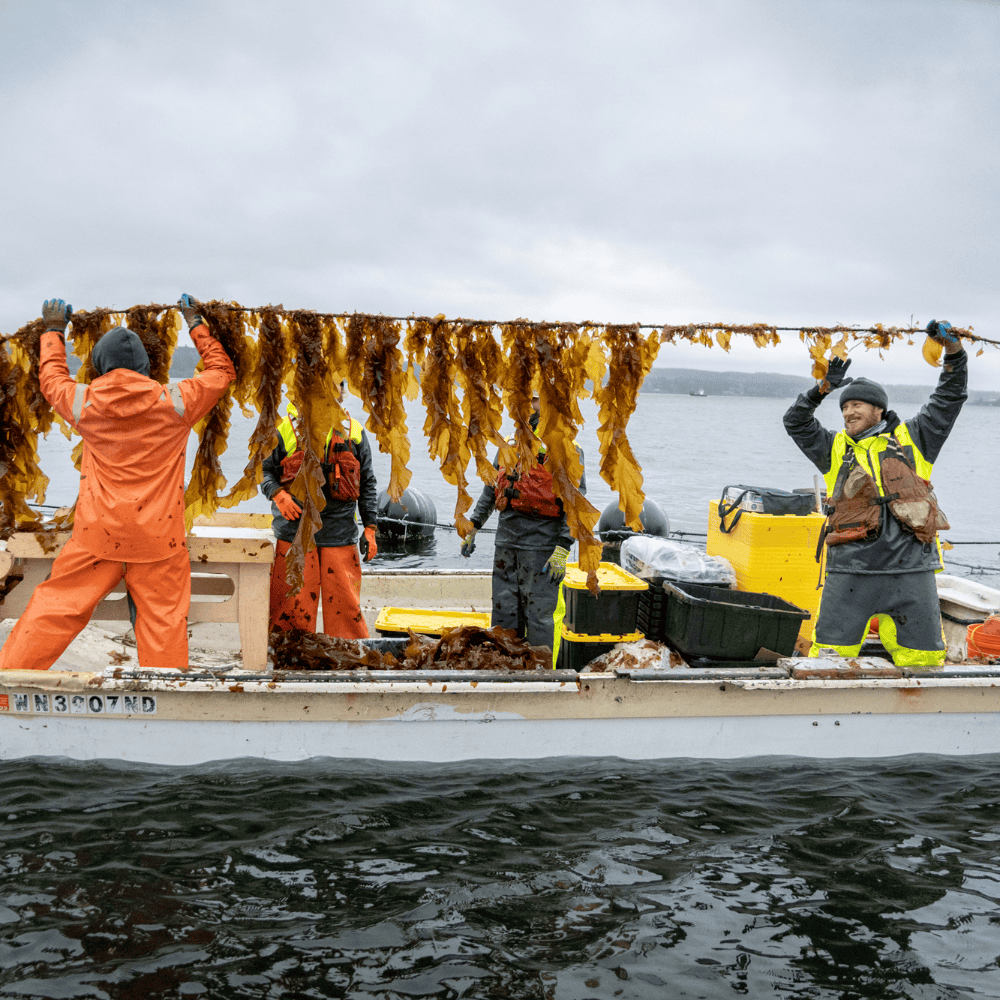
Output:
top-left (91, 326), bottom-right (151, 377)
top-left (0, 298), bottom-right (235, 673)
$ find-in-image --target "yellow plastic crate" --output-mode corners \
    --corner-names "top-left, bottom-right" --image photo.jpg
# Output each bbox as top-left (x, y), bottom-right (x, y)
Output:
top-left (705, 502), bottom-right (826, 642)
top-left (563, 562), bottom-right (648, 592)
top-left (375, 607), bottom-right (492, 638)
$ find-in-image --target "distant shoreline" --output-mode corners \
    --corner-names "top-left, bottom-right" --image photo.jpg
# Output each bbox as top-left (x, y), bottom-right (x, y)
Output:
top-left (65, 350), bottom-right (1000, 407)
top-left (640, 366), bottom-right (1000, 406)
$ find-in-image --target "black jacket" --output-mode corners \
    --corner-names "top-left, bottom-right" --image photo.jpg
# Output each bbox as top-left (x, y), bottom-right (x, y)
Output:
top-left (261, 425), bottom-right (379, 547)
top-left (783, 349), bottom-right (967, 575)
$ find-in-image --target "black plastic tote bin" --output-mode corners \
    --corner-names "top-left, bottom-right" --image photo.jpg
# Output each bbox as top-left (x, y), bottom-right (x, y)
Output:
top-left (657, 580), bottom-right (808, 660)
top-left (561, 562), bottom-right (647, 636)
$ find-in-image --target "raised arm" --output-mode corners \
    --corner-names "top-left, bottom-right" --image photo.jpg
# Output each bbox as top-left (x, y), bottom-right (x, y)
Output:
top-left (782, 356), bottom-right (853, 475)
top-left (174, 294), bottom-right (236, 427)
top-left (37, 300), bottom-right (80, 426)
top-left (905, 321), bottom-right (968, 464)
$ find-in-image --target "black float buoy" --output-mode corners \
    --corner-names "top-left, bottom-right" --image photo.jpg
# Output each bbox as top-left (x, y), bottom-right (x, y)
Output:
top-left (376, 487), bottom-right (437, 547)
top-left (597, 499), bottom-right (670, 564)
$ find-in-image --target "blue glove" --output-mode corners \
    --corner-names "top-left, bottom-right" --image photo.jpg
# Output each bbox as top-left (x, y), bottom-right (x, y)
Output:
top-left (42, 299), bottom-right (73, 334)
top-left (178, 293), bottom-right (204, 330)
top-left (926, 320), bottom-right (959, 346)
top-left (823, 356), bottom-right (853, 391)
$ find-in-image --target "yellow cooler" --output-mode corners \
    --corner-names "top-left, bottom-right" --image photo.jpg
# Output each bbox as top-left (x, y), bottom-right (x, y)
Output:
top-left (706, 502), bottom-right (826, 642)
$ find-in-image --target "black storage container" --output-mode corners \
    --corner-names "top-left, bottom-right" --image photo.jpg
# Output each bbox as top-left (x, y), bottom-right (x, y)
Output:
top-left (637, 582), bottom-right (669, 641)
top-left (562, 563), bottom-right (648, 636)
top-left (652, 580), bottom-right (808, 661)
top-left (556, 628), bottom-right (644, 671)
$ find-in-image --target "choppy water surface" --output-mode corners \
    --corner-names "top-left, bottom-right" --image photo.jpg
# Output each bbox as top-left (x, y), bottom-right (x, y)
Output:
top-left (2, 757), bottom-right (1000, 999)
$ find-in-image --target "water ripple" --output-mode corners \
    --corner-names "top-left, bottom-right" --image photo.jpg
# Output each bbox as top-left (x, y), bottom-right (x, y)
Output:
top-left (2, 757), bottom-right (1000, 998)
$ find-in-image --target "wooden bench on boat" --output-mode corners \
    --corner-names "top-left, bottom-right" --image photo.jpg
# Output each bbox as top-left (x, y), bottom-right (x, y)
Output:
top-left (0, 513), bottom-right (274, 671)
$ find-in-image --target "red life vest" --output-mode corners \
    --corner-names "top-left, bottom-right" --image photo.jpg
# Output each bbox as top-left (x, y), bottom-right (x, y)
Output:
top-left (278, 412), bottom-right (364, 502)
top-left (495, 454), bottom-right (563, 519)
top-left (323, 432), bottom-right (361, 501)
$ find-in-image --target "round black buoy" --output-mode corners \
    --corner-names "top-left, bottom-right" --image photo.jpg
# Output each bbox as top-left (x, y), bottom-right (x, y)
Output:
top-left (376, 487), bottom-right (437, 546)
top-left (597, 499), bottom-right (670, 564)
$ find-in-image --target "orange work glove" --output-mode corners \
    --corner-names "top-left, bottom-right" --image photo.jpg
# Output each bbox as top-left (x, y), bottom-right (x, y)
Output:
top-left (273, 489), bottom-right (302, 521)
top-left (359, 524), bottom-right (378, 562)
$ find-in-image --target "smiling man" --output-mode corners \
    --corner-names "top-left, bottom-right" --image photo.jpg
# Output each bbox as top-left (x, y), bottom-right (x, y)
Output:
top-left (783, 321), bottom-right (967, 667)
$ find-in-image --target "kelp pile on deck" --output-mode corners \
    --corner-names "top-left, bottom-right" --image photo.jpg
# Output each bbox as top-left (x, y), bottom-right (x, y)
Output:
top-left (269, 624), bottom-right (551, 671)
top-left (0, 304), bottom-right (983, 592)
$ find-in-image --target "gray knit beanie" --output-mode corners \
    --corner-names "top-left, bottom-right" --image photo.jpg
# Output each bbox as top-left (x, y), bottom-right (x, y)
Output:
top-left (839, 377), bottom-right (888, 412)
top-left (91, 326), bottom-right (151, 377)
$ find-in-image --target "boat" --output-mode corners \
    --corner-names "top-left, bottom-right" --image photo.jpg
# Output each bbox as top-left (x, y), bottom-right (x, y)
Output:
top-left (689, 389), bottom-right (707, 396)
top-left (2, 514), bottom-right (999, 765)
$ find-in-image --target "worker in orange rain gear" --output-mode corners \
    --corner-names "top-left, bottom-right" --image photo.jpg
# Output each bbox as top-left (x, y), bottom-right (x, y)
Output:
top-left (260, 382), bottom-right (379, 638)
top-left (0, 295), bottom-right (235, 672)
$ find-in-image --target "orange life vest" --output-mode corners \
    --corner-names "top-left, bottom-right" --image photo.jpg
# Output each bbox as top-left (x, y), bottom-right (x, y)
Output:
top-left (495, 455), bottom-right (562, 519)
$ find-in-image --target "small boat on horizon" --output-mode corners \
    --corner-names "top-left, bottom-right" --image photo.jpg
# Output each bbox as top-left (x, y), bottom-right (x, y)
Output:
top-left (689, 388), bottom-right (707, 396)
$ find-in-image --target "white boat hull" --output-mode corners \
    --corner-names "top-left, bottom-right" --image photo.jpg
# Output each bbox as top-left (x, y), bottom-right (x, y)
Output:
top-left (3, 667), bottom-right (999, 764)
top-left (3, 711), bottom-right (999, 765)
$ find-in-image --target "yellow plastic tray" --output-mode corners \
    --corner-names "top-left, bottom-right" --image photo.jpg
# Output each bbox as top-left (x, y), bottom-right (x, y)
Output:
top-left (563, 562), bottom-right (648, 592)
top-left (560, 628), bottom-right (644, 644)
top-left (375, 607), bottom-right (492, 636)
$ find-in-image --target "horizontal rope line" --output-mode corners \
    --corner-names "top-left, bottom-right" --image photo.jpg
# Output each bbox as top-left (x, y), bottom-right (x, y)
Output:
top-left (8, 306), bottom-right (996, 346)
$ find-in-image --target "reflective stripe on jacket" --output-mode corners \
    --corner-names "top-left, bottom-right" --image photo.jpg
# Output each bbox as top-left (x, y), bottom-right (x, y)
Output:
top-left (824, 424), bottom-right (948, 550)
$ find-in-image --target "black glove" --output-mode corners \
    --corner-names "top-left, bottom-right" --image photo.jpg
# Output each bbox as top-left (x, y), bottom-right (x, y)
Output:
top-left (178, 293), bottom-right (205, 330)
top-left (824, 356), bottom-right (853, 391)
top-left (42, 299), bottom-right (73, 334)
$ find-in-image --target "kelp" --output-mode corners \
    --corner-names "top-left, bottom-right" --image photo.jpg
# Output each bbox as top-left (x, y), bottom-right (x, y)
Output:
top-left (182, 300), bottom-right (258, 529)
top-left (278, 311), bottom-right (345, 592)
top-left (2, 303), bottom-right (987, 591)
top-left (414, 317), bottom-right (475, 534)
top-left (219, 306), bottom-right (290, 507)
top-left (455, 322), bottom-right (507, 485)
top-left (533, 323), bottom-right (602, 589)
top-left (346, 315), bottom-right (412, 501)
top-left (268, 623), bottom-right (552, 671)
top-left (125, 305), bottom-right (180, 384)
top-left (593, 325), bottom-right (660, 585)
top-left (270, 628), bottom-right (396, 670)
top-left (401, 625), bottom-right (551, 671)
top-left (1, 319), bottom-right (52, 537)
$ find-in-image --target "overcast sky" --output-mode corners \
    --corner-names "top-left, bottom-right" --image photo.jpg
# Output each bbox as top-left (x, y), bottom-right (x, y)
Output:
top-left (2, 0), bottom-right (998, 388)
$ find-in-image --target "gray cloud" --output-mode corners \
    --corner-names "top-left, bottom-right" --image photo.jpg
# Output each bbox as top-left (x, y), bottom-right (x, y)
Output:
top-left (1, 0), bottom-right (997, 387)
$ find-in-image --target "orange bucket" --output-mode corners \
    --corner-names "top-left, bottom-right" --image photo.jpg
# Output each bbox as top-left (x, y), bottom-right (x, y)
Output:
top-left (967, 615), bottom-right (1000, 659)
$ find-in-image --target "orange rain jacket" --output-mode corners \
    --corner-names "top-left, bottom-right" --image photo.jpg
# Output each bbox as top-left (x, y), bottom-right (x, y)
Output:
top-left (39, 324), bottom-right (236, 562)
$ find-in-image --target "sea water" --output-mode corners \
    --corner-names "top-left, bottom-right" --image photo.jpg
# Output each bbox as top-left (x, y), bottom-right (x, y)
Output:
top-left (6, 393), bottom-right (1000, 998)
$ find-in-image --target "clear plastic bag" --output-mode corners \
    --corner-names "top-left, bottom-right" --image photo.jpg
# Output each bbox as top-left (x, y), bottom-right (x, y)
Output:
top-left (620, 536), bottom-right (736, 588)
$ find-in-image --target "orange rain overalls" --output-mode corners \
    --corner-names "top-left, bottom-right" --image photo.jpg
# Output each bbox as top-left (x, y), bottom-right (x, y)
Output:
top-left (0, 324), bottom-right (235, 671)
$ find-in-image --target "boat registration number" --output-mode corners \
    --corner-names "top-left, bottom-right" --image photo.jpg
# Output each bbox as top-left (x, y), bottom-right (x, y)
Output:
top-left (3, 692), bottom-right (157, 716)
